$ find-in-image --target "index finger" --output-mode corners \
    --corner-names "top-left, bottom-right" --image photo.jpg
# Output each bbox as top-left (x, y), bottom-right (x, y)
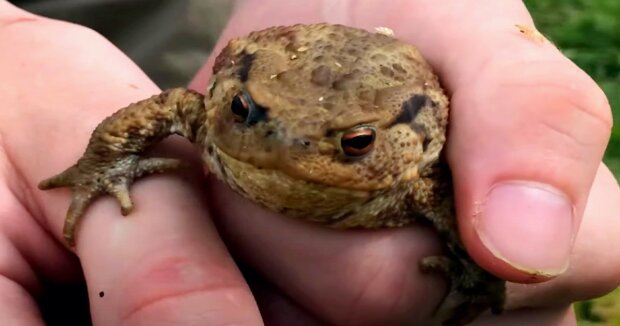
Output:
top-left (1, 10), bottom-right (262, 324)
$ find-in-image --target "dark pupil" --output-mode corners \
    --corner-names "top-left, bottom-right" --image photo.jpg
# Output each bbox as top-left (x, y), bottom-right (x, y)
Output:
top-left (231, 95), bottom-right (249, 119)
top-left (343, 134), bottom-right (373, 149)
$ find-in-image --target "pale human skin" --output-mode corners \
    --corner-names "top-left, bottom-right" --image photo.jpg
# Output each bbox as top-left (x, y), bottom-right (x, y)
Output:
top-left (0, 0), bottom-right (619, 325)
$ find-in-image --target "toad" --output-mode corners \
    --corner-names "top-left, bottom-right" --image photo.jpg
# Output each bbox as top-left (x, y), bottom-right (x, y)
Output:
top-left (39, 23), bottom-right (505, 325)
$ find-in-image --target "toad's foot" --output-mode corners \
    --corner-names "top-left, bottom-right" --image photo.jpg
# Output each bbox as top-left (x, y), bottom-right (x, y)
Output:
top-left (39, 157), bottom-right (183, 245)
top-left (421, 255), bottom-right (505, 326)
top-left (39, 88), bottom-right (206, 246)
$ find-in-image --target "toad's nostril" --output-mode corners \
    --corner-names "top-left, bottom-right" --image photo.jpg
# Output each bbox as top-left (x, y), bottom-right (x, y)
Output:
top-left (293, 138), bottom-right (312, 148)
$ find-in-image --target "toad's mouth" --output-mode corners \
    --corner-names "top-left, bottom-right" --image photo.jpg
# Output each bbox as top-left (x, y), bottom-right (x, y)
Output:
top-left (205, 145), bottom-right (414, 229)
top-left (207, 143), bottom-right (396, 193)
top-left (206, 145), bottom-right (384, 224)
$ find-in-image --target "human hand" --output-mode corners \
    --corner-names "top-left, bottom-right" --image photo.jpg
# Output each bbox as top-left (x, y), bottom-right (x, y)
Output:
top-left (191, 0), bottom-right (620, 324)
top-left (1, 1), bottom-right (618, 325)
top-left (1, 2), bottom-right (262, 324)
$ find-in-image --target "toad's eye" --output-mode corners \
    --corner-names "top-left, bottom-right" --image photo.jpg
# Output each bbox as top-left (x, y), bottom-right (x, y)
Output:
top-left (231, 91), bottom-right (267, 125)
top-left (341, 126), bottom-right (376, 157)
top-left (231, 92), bottom-right (250, 122)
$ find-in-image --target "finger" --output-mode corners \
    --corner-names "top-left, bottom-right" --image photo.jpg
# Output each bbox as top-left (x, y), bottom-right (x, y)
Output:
top-left (207, 177), bottom-right (446, 325)
top-left (365, 0), bottom-right (612, 281)
top-left (2, 17), bottom-right (262, 325)
top-left (246, 260), bottom-right (579, 326)
top-left (0, 4), bottom-right (93, 324)
top-left (207, 166), bottom-right (618, 325)
top-left (0, 0), bottom-right (22, 19)
top-left (0, 275), bottom-right (44, 325)
top-left (77, 156), bottom-right (262, 325)
top-left (1, 157), bottom-right (79, 325)
top-left (506, 163), bottom-right (620, 309)
top-left (243, 268), bottom-right (326, 326)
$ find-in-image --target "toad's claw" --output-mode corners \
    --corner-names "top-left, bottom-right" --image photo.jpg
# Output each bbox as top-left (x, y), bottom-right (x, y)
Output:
top-left (108, 181), bottom-right (133, 216)
top-left (63, 188), bottom-right (97, 246)
top-left (421, 255), bottom-right (505, 326)
top-left (39, 156), bottom-right (183, 246)
top-left (39, 165), bottom-right (80, 190)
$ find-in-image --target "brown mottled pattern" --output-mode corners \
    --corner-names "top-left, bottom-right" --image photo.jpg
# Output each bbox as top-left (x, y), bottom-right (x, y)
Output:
top-left (40, 24), bottom-right (504, 325)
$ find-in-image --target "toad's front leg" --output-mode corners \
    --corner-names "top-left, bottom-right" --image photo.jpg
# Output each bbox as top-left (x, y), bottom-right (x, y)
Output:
top-left (410, 171), bottom-right (505, 325)
top-left (39, 88), bottom-right (206, 246)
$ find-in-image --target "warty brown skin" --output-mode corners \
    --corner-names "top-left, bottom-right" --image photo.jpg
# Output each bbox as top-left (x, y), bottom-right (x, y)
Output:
top-left (39, 24), bottom-right (504, 325)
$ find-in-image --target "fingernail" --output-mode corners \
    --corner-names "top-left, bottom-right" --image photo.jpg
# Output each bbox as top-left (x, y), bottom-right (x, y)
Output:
top-left (475, 181), bottom-right (575, 276)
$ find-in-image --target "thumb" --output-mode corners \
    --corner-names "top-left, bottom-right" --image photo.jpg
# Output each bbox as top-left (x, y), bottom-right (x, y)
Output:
top-left (437, 7), bottom-right (612, 282)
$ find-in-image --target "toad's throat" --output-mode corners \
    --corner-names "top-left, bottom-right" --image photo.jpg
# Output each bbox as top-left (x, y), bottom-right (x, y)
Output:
top-left (207, 146), bottom-right (381, 224)
top-left (205, 146), bottom-right (414, 229)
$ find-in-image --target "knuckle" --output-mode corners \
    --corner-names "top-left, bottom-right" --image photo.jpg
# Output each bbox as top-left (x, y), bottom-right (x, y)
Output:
top-left (561, 69), bottom-right (613, 134)
top-left (481, 57), bottom-right (613, 153)
top-left (119, 254), bottom-right (251, 322)
top-left (539, 69), bottom-right (612, 152)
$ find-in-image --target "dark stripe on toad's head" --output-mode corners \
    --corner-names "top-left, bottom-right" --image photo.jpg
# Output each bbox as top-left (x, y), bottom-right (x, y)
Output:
top-left (411, 123), bottom-right (431, 152)
top-left (393, 94), bottom-right (430, 125)
top-left (212, 44), bottom-right (231, 75)
top-left (238, 52), bottom-right (255, 82)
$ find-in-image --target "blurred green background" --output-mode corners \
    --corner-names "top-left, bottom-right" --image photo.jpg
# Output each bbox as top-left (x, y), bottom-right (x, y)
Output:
top-left (524, 1), bottom-right (620, 324)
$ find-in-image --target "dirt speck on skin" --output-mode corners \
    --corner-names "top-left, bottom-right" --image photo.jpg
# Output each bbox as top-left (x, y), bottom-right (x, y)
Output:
top-left (515, 24), bottom-right (545, 43)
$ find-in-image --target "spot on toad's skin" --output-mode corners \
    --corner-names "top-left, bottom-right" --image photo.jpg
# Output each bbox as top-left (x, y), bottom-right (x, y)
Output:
top-left (238, 52), bottom-right (255, 82)
top-left (393, 94), bottom-right (431, 125)
top-left (311, 65), bottom-right (332, 86)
